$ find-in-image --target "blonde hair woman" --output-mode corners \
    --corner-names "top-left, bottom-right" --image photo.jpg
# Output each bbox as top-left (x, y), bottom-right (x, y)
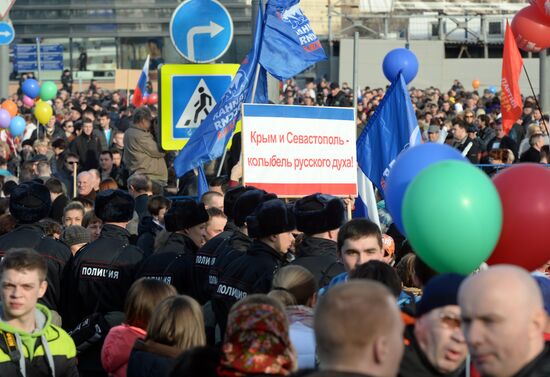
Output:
top-left (126, 295), bottom-right (206, 377)
top-left (269, 266), bottom-right (318, 370)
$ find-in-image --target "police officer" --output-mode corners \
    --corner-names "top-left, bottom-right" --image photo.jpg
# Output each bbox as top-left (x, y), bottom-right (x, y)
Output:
top-left (137, 199), bottom-right (209, 297)
top-left (291, 193), bottom-right (346, 287)
top-left (62, 189), bottom-right (145, 377)
top-left (206, 189), bottom-right (277, 300)
top-left (192, 187), bottom-right (257, 304)
top-left (0, 182), bottom-right (71, 317)
top-left (212, 198), bottom-right (296, 335)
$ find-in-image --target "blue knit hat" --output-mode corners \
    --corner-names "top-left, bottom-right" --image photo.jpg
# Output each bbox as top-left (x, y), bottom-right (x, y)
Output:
top-left (533, 274), bottom-right (550, 316)
top-left (416, 273), bottom-right (466, 318)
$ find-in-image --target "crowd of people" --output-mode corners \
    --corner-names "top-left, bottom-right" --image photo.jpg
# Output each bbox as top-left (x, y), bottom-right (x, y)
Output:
top-left (0, 77), bottom-right (548, 377)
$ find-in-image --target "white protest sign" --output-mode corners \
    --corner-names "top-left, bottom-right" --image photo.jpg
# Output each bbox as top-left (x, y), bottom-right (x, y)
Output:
top-left (242, 104), bottom-right (357, 197)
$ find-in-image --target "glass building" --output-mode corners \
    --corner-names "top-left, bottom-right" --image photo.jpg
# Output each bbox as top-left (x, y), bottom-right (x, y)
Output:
top-left (9, 0), bottom-right (254, 78)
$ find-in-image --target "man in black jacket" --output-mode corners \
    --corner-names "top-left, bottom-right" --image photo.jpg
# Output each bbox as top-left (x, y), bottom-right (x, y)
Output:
top-left (136, 199), bottom-right (209, 297)
top-left (459, 266), bottom-right (550, 377)
top-left (399, 274), bottom-right (467, 377)
top-left (62, 189), bottom-right (145, 377)
top-left (69, 118), bottom-right (101, 170)
top-left (291, 193), bottom-right (346, 288)
top-left (203, 189), bottom-right (276, 302)
top-left (0, 182), bottom-right (72, 318)
top-left (212, 198), bottom-right (295, 336)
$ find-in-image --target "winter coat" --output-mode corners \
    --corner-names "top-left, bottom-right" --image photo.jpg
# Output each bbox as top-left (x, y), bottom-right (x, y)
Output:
top-left (123, 125), bottom-right (167, 184)
top-left (0, 303), bottom-right (78, 377)
top-left (212, 240), bottom-right (288, 336)
top-left (291, 237), bottom-right (344, 288)
top-left (126, 339), bottom-right (181, 377)
top-left (0, 224), bottom-right (71, 312)
top-left (136, 232), bottom-right (197, 296)
top-left (286, 306), bottom-right (316, 370)
top-left (69, 133), bottom-right (102, 170)
top-left (101, 324), bottom-right (146, 377)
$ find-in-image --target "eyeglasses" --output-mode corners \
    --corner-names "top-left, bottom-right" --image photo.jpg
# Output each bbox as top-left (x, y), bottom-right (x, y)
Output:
top-left (439, 312), bottom-right (462, 329)
top-left (66, 160), bottom-right (78, 165)
top-left (465, 115), bottom-right (475, 119)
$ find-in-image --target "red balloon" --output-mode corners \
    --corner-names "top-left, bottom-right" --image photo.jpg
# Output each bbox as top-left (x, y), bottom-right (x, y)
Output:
top-left (488, 164), bottom-right (550, 270)
top-left (529, 0), bottom-right (550, 20)
top-left (148, 93), bottom-right (158, 105)
top-left (511, 5), bottom-right (550, 53)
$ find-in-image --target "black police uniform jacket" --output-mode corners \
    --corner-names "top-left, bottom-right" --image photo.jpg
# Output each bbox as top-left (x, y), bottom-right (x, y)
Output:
top-left (399, 325), bottom-right (465, 377)
top-left (207, 230), bottom-right (253, 300)
top-left (291, 236), bottom-right (345, 288)
top-left (61, 224), bottom-right (145, 329)
top-left (192, 231), bottom-right (233, 305)
top-left (136, 232), bottom-right (197, 297)
top-left (212, 240), bottom-right (288, 335)
top-left (0, 223), bottom-right (71, 312)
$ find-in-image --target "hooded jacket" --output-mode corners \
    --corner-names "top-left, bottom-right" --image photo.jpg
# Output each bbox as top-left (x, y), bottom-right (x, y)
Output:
top-left (0, 303), bottom-right (78, 377)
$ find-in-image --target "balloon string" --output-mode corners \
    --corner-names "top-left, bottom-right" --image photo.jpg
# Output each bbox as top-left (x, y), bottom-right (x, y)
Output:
top-left (522, 64), bottom-right (548, 133)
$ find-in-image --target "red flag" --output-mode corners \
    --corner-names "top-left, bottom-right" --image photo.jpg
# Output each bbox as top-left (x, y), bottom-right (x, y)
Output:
top-left (501, 21), bottom-right (524, 135)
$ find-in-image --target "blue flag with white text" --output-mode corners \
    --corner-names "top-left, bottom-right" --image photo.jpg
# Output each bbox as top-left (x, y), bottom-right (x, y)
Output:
top-left (356, 73), bottom-right (421, 196)
top-left (197, 165), bottom-right (209, 200)
top-left (260, 0), bottom-right (327, 81)
top-left (174, 4), bottom-right (267, 177)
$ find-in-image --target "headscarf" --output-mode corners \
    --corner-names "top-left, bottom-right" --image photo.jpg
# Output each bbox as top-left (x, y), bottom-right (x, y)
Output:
top-left (218, 303), bottom-right (296, 377)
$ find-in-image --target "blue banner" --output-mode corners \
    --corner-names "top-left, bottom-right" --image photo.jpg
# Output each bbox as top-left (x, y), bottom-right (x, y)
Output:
top-left (356, 73), bottom-right (420, 194)
top-left (260, 0), bottom-right (327, 81)
top-left (174, 3), bottom-right (267, 177)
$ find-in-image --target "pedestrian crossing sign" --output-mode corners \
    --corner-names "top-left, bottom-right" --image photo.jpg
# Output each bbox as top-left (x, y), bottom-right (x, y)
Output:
top-left (160, 64), bottom-right (239, 150)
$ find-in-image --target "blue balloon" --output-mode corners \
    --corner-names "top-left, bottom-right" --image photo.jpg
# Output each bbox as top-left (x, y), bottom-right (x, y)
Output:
top-left (22, 79), bottom-right (40, 99)
top-left (384, 143), bottom-right (467, 235)
top-left (382, 48), bottom-right (419, 85)
top-left (9, 116), bottom-right (26, 137)
top-left (488, 86), bottom-right (497, 94)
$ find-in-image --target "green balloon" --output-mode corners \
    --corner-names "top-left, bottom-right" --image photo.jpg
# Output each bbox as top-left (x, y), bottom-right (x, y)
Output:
top-left (39, 81), bottom-right (58, 101)
top-left (402, 160), bottom-right (502, 274)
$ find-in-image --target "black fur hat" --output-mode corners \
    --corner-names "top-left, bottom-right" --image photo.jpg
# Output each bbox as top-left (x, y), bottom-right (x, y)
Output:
top-left (223, 185), bottom-right (257, 219)
top-left (164, 199), bottom-right (209, 232)
top-left (233, 189), bottom-right (277, 227)
top-left (9, 182), bottom-right (51, 224)
top-left (246, 199), bottom-right (296, 238)
top-left (94, 189), bottom-right (135, 223)
top-left (294, 193), bottom-right (346, 234)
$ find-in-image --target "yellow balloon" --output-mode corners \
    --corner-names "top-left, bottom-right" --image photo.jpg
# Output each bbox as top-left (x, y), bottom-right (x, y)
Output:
top-left (34, 101), bottom-right (53, 124)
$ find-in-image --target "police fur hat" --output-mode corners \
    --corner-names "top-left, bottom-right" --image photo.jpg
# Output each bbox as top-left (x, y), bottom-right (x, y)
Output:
top-left (94, 189), bottom-right (135, 223)
top-left (164, 199), bottom-right (209, 232)
top-left (246, 199), bottom-right (296, 239)
top-left (233, 189), bottom-right (277, 227)
top-left (9, 182), bottom-right (51, 224)
top-left (294, 193), bottom-right (346, 234)
top-left (223, 185), bottom-right (257, 219)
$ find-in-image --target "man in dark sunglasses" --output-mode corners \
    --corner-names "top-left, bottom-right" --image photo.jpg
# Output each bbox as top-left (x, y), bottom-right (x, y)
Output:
top-left (399, 274), bottom-right (468, 377)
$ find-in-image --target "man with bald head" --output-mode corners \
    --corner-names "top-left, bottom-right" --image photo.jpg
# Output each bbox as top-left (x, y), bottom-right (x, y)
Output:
top-left (459, 265), bottom-right (550, 377)
top-left (305, 280), bottom-right (404, 377)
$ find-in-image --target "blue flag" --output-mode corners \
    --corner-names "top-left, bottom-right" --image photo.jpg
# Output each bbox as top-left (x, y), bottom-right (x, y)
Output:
top-left (356, 73), bottom-right (421, 194)
top-left (197, 165), bottom-right (209, 200)
top-left (174, 4), bottom-right (267, 177)
top-left (260, 0), bottom-right (327, 81)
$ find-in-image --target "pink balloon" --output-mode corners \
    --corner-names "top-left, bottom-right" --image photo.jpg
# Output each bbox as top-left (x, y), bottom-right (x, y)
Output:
top-left (22, 95), bottom-right (34, 108)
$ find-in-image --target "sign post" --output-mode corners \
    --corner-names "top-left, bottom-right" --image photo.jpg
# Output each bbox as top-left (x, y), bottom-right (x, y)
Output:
top-left (242, 104), bottom-right (358, 197)
top-left (0, 0), bottom-right (15, 99)
top-left (169, 0), bottom-right (233, 63)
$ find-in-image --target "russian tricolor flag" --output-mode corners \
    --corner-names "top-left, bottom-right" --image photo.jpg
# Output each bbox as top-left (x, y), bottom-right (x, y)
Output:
top-left (132, 55), bottom-right (150, 107)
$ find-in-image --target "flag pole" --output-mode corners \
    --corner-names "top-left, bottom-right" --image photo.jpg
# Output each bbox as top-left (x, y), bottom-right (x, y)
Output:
top-left (522, 65), bottom-right (549, 133)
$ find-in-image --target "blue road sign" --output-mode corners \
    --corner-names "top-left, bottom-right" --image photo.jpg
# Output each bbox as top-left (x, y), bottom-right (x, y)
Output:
top-left (160, 64), bottom-right (239, 151)
top-left (170, 0), bottom-right (233, 63)
top-left (13, 44), bottom-right (64, 71)
top-left (0, 22), bottom-right (14, 45)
